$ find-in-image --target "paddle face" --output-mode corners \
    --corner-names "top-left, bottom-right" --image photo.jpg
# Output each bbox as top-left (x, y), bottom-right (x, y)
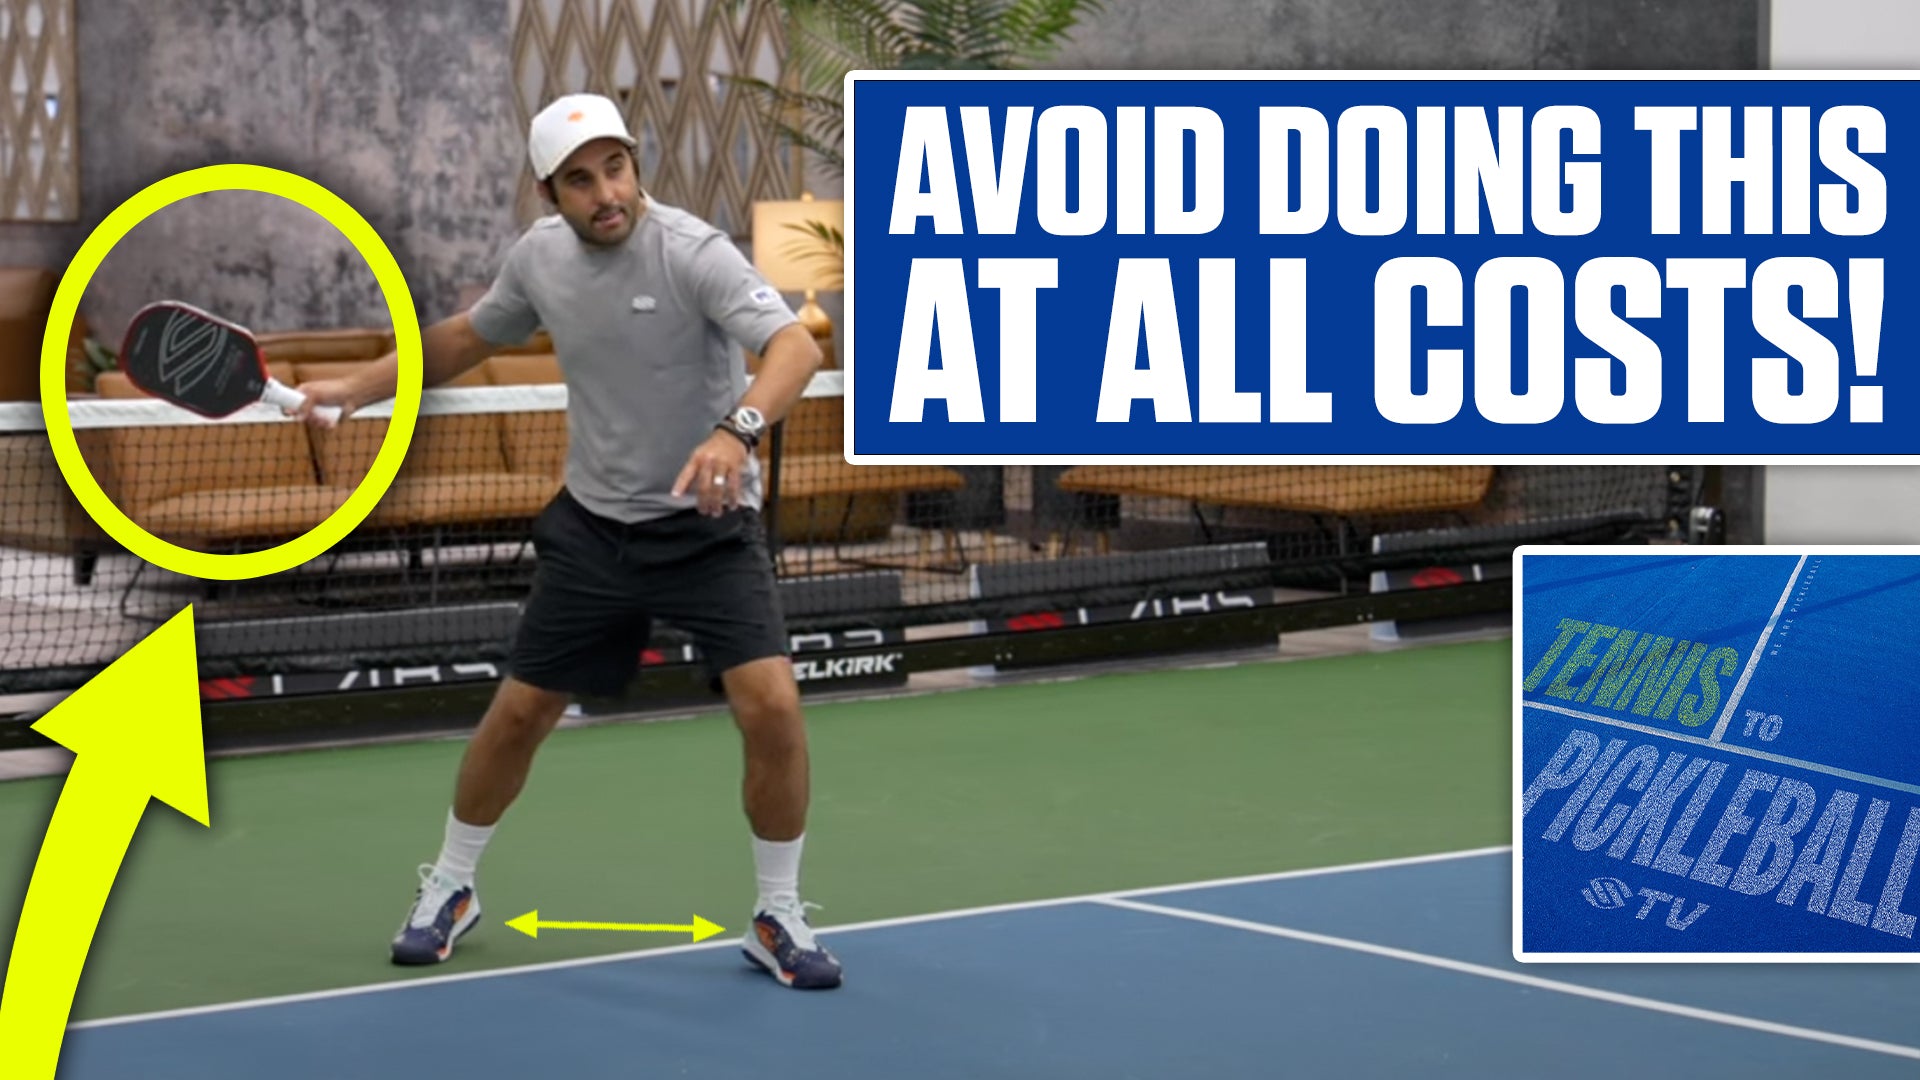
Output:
top-left (120, 302), bottom-right (270, 418)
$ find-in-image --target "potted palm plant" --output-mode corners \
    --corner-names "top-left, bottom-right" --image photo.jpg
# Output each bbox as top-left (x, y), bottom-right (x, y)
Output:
top-left (736, 0), bottom-right (1108, 555)
top-left (735, 0), bottom-right (1104, 267)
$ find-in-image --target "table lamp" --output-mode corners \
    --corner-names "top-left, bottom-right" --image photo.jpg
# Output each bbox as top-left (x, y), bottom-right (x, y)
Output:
top-left (752, 193), bottom-right (842, 342)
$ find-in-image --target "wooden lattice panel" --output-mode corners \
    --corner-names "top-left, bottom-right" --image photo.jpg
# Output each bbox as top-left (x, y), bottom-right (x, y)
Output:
top-left (0, 0), bottom-right (76, 222)
top-left (510, 0), bottom-right (795, 236)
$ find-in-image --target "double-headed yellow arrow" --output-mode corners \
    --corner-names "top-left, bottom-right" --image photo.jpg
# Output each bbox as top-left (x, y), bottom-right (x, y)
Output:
top-left (0, 606), bottom-right (207, 1079)
top-left (506, 911), bottom-right (726, 943)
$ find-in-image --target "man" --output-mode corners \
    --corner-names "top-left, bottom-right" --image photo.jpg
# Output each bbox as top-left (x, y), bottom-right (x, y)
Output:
top-left (293, 92), bottom-right (839, 989)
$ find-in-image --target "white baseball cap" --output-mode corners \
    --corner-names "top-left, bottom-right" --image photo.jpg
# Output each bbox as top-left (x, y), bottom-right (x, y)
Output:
top-left (528, 93), bottom-right (637, 181)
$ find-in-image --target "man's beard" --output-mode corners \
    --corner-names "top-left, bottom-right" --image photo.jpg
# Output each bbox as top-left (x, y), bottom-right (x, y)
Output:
top-left (567, 198), bottom-right (638, 246)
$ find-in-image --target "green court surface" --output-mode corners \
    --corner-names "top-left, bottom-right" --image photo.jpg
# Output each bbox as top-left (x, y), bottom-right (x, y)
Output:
top-left (0, 637), bottom-right (1509, 1023)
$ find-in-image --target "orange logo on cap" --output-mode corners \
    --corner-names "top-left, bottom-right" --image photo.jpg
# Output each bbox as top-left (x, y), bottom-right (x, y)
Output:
top-left (568, 111), bottom-right (586, 122)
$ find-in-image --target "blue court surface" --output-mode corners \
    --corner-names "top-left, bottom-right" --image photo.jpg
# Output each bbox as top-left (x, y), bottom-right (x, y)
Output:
top-left (58, 850), bottom-right (1920, 1078)
top-left (1518, 550), bottom-right (1920, 958)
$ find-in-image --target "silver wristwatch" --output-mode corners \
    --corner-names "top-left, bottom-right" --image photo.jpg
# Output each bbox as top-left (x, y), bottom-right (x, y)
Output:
top-left (717, 405), bottom-right (766, 448)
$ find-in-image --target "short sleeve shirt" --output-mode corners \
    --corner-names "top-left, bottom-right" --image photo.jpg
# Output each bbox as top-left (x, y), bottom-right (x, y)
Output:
top-left (467, 199), bottom-right (799, 524)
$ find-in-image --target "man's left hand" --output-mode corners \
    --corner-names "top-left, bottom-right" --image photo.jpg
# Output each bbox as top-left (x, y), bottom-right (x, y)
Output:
top-left (673, 429), bottom-right (751, 516)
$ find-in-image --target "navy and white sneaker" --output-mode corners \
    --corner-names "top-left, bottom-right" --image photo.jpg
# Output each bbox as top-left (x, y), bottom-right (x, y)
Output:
top-left (390, 864), bottom-right (480, 965)
top-left (742, 896), bottom-right (842, 989)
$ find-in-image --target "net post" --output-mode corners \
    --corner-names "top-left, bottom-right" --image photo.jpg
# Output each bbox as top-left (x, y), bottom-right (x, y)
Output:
top-left (765, 416), bottom-right (785, 573)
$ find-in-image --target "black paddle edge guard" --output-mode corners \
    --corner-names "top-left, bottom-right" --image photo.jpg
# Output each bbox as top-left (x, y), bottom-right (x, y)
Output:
top-left (0, 578), bottom-right (1511, 755)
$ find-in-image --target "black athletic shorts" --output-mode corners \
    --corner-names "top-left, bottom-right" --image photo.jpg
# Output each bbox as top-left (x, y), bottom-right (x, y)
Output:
top-left (508, 487), bottom-right (790, 698)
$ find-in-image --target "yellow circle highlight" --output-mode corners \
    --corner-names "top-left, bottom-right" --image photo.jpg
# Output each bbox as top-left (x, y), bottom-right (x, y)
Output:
top-left (40, 165), bottom-right (422, 582)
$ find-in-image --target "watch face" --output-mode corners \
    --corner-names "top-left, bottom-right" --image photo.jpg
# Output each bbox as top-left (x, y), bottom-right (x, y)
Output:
top-left (736, 406), bottom-right (765, 433)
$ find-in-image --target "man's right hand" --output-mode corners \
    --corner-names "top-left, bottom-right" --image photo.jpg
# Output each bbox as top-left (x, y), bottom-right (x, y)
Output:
top-left (290, 378), bottom-right (361, 427)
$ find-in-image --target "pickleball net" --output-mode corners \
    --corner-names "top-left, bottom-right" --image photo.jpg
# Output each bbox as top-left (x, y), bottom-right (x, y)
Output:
top-left (0, 366), bottom-right (1676, 694)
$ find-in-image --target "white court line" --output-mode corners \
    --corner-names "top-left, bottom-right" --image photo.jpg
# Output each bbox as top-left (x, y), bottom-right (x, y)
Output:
top-left (1096, 897), bottom-right (1920, 1063)
top-left (1710, 554), bottom-right (1809, 741)
top-left (1525, 700), bottom-right (1920, 798)
top-left (68, 845), bottom-right (1508, 1031)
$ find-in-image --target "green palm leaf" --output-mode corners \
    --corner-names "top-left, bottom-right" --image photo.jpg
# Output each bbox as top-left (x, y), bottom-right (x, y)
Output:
top-left (725, 0), bottom-right (1103, 177)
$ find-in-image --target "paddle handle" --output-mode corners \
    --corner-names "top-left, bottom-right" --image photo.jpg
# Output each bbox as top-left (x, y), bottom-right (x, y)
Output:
top-left (262, 377), bottom-right (343, 426)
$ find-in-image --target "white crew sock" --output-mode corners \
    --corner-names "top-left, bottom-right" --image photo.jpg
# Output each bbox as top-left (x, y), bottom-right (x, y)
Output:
top-left (753, 833), bottom-right (804, 909)
top-left (434, 810), bottom-right (495, 886)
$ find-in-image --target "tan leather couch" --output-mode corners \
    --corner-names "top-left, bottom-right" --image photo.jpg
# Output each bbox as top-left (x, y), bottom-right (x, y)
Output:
top-left (17, 322), bottom-right (968, 571)
top-left (77, 348), bottom-right (570, 552)
top-left (297, 357), bottom-right (557, 532)
top-left (0, 428), bottom-right (113, 581)
top-left (0, 323), bottom-right (564, 578)
top-left (92, 366), bottom-right (351, 550)
top-left (0, 267), bottom-right (60, 403)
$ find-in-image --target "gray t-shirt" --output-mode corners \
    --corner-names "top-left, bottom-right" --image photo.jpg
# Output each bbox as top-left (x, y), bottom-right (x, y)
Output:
top-left (467, 199), bottom-right (799, 524)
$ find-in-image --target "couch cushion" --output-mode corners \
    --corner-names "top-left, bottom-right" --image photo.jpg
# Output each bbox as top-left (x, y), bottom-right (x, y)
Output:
top-left (484, 353), bottom-right (562, 385)
top-left (359, 473), bottom-right (558, 530)
top-left (489, 330), bottom-right (553, 356)
top-left (140, 485), bottom-right (352, 545)
top-left (255, 328), bottom-right (393, 364)
top-left (90, 368), bottom-right (320, 519)
top-left (299, 362), bottom-right (501, 487)
top-left (1055, 465), bottom-right (1497, 515)
top-left (309, 411), bottom-right (508, 490)
top-left (0, 432), bottom-right (110, 552)
top-left (0, 267), bottom-right (61, 402)
top-left (771, 454), bottom-right (966, 499)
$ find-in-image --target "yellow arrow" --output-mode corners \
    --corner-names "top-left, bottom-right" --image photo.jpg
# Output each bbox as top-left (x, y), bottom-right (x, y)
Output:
top-left (0, 605), bottom-right (207, 1078)
top-left (506, 910), bottom-right (726, 943)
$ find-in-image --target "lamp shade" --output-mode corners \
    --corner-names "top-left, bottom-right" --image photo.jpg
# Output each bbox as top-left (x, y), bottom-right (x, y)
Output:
top-left (752, 197), bottom-right (844, 292)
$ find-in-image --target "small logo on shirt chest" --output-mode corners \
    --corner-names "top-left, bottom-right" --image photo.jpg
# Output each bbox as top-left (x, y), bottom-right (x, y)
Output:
top-left (631, 295), bottom-right (657, 312)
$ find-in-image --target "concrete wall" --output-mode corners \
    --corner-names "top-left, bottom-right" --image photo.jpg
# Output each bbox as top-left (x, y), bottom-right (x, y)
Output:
top-left (0, 0), bottom-right (1765, 348)
top-left (19, 0), bottom-right (523, 345)
top-left (1052, 0), bottom-right (1762, 70)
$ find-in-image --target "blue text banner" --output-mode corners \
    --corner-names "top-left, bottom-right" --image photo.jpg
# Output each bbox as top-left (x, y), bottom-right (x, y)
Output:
top-left (845, 72), bottom-right (1916, 462)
